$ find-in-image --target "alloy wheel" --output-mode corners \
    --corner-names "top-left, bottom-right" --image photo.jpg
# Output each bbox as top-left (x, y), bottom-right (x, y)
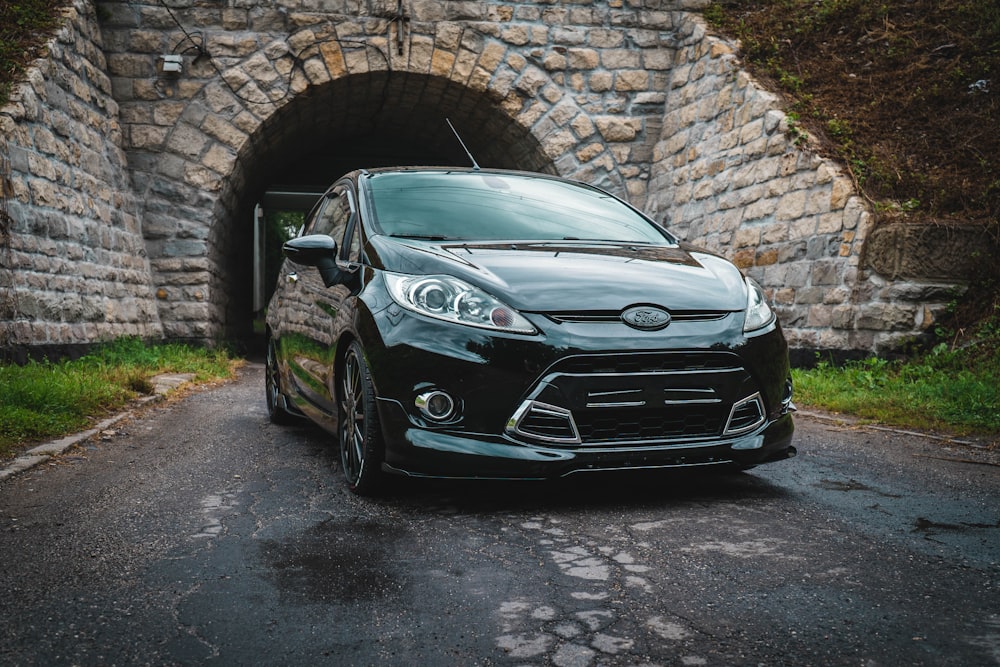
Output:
top-left (338, 342), bottom-right (383, 494)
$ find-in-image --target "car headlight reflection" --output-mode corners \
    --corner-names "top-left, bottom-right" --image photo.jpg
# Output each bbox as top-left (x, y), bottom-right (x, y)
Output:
top-left (385, 273), bottom-right (537, 334)
top-left (743, 277), bottom-right (776, 333)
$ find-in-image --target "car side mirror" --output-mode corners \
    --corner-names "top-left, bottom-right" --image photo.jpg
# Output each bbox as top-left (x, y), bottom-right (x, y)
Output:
top-left (283, 234), bottom-right (343, 287)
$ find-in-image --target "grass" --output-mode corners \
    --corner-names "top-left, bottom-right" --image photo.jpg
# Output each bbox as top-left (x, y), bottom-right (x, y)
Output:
top-left (0, 337), bottom-right (241, 459)
top-left (793, 316), bottom-right (1000, 438)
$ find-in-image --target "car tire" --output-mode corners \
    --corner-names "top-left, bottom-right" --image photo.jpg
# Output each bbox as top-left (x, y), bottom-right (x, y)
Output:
top-left (338, 340), bottom-right (384, 495)
top-left (265, 338), bottom-right (295, 425)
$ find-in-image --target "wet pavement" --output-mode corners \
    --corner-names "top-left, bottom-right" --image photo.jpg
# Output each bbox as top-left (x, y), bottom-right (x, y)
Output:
top-left (1, 362), bottom-right (997, 666)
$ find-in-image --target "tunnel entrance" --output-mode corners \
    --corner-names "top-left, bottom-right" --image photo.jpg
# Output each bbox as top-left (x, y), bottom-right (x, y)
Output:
top-left (218, 72), bottom-right (555, 348)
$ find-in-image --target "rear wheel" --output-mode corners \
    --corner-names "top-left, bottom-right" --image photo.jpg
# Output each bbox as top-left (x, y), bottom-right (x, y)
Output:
top-left (265, 338), bottom-right (295, 425)
top-left (338, 341), bottom-right (384, 495)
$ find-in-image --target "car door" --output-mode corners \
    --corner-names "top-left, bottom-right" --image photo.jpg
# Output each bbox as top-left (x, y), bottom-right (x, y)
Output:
top-left (277, 182), bottom-right (358, 423)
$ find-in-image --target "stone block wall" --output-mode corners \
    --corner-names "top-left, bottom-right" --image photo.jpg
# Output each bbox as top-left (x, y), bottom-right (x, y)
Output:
top-left (646, 16), bottom-right (955, 353)
top-left (0, 0), bottom-right (162, 357)
top-left (94, 0), bottom-right (718, 342)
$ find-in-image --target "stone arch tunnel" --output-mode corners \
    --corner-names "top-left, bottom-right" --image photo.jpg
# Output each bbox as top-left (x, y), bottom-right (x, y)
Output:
top-left (214, 70), bottom-right (557, 343)
top-left (0, 0), bottom-right (969, 358)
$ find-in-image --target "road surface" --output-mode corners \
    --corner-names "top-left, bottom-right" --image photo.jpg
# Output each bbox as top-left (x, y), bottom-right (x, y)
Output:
top-left (1, 362), bottom-right (998, 666)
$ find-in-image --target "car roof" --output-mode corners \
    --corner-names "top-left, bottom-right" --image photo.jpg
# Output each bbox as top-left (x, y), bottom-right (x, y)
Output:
top-left (351, 166), bottom-right (617, 200)
top-left (357, 165), bottom-right (561, 180)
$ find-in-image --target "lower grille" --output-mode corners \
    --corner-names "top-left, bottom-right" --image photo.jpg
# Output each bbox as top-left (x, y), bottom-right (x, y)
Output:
top-left (725, 393), bottom-right (766, 434)
top-left (505, 351), bottom-right (766, 447)
top-left (508, 402), bottom-right (579, 443)
top-left (576, 405), bottom-right (725, 442)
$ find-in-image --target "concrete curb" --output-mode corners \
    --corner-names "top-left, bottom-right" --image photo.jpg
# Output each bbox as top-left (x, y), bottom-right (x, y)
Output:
top-left (0, 373), bottom-right (195, 483)
top-left (794, 408), bottom-right (989, 449)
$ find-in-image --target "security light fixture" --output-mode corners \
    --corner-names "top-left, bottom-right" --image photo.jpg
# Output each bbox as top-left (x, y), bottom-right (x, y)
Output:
top-left (157, 54), bottom-right (183, 76)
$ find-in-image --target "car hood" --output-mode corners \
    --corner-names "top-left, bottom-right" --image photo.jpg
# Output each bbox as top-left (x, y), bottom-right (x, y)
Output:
top-left (367, 238), bottom-right (748, 312)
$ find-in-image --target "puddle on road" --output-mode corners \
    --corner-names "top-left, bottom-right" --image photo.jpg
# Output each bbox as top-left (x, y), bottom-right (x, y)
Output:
top-left (913, 516), bottom-right (1000, 535)
top-left (259, 518), bottom-right (404, 603)
top-left (816, 478), bottom-right (902, 498)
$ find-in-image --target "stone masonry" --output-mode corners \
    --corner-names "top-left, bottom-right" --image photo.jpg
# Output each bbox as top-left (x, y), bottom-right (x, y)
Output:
top-left (643, 26), bottom-right (959, 352)
top-left (0, 0), bottom-right (967, 356)
top-left (1, 0), bottom-right (162, 356)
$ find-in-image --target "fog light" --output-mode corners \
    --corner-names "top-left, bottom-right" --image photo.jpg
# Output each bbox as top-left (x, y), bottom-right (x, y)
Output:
top-left (782, 378), bottom-right (797, 413)
top-left (415, 390), bottom-right (456, 421)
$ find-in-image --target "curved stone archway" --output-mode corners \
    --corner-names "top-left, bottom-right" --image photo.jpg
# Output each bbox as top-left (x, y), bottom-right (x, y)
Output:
top-left (127, 20), bottom-right (633, 342)
top-left (216, 70), bottom-right (563, 342)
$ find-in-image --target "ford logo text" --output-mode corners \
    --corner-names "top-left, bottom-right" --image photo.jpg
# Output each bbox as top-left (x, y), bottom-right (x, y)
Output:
top-left (621, 306), bottom-right (671, 331)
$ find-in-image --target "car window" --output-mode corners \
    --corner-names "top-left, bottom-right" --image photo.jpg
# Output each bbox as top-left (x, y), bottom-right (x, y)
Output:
top-left (367, 172), bottom-right (675, 244)
top-left (309, 187), bottom-right (353, 242)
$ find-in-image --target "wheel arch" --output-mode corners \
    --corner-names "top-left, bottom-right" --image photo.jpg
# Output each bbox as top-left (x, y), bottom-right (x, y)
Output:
top-left (331, 330), bottom-right (359, 407)
top-left (331, 293), bottom-right (388, 405)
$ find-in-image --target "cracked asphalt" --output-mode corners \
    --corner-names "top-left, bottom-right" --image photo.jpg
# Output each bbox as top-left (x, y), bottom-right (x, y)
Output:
top-left (1, 362), bottom-right (998, 666)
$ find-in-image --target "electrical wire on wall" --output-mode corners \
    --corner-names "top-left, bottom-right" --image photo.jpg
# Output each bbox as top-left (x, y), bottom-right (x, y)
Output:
top-left (387, 0), bottom-right (410, 58)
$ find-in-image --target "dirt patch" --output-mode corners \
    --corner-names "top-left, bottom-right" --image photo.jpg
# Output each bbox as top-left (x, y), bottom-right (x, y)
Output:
top-left (708, 0), bottom-right (1000, 328)
top-left (708, 0), bottom-right (999, 223)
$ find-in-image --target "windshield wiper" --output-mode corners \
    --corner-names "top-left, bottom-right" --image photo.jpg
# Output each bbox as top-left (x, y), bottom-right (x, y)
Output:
top-left (557, 237), bottom-right (652, 244)
top-left (388, 234), bottom-right (456, 241)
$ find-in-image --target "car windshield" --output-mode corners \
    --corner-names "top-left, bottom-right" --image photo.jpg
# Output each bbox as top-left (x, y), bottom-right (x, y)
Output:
top-left (367, 171), bottom-right (674, 244)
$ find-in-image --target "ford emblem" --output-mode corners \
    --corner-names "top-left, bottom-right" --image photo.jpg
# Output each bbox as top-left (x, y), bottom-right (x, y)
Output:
top-left (621, 306), bottom-right (671, 331)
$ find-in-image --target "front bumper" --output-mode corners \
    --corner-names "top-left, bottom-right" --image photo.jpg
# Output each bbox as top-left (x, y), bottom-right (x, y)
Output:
top-left (365, 304), bottom-right (795, 480)
top-left (377, 399), bottom-right (795, 479)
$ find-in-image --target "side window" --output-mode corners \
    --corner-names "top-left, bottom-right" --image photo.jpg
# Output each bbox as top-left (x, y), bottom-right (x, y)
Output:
top-left (309, 187), bottom-right (353, 242)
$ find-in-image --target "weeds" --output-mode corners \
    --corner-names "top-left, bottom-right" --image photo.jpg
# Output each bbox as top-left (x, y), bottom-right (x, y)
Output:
top-left (0, 338), bottom-right (240, 458)
top-left (784, 112), bottom-right (809, 146)
top-left (706, 0), bottom-right (1000, 223)
top-left (793, 312), bottom-right (1000, 435)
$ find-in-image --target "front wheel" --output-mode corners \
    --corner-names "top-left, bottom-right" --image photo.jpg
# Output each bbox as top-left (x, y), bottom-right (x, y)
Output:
top-left (338, 341), bottom-right (384, 495)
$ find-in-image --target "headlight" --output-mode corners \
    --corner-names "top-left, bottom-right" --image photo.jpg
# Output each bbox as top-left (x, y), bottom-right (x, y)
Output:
top-left (743, 277), bottom-right (776, 333)
top-left (384, 273), bottom-right (537, 334)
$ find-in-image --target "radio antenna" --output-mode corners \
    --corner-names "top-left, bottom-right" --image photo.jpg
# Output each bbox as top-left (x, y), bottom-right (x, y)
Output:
top-left (446, 118), bottom-right (480, 171)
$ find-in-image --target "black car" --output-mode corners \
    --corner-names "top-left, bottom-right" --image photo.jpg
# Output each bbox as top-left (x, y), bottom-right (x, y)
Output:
top-left (265, 167), bottom-right (795, 494)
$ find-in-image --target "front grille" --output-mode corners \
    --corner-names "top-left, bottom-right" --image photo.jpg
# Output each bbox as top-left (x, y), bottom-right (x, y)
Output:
top-left (554, 351), bottom-right (742, 375)
top-left (547, 311), bottom-right (729, 324)
top-left (576, 405), bottom-right (725, 442)
top-left (505, 351), bottom-right (765, 447)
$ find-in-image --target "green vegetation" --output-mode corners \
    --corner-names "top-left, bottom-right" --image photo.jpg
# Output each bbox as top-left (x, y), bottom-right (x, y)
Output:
top-left (0, 338), bottom-right (240, 458)
top-left (0, 0), bottom-right (67, 108)
top-left (794, 310), bottom-right (1000, 436)
top-left (706, 0), bottom-right (1000, 224)
top-left (264, 209), bottom-right (302, 296)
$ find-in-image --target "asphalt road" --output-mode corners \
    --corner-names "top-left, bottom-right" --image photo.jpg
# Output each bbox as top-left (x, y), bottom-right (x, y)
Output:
top-left (1, 362), bottom-right (998, 667)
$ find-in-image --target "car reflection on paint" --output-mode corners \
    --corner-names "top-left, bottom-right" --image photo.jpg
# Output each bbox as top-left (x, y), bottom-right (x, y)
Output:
top-left (265, 167), bottom-right (796, 494)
